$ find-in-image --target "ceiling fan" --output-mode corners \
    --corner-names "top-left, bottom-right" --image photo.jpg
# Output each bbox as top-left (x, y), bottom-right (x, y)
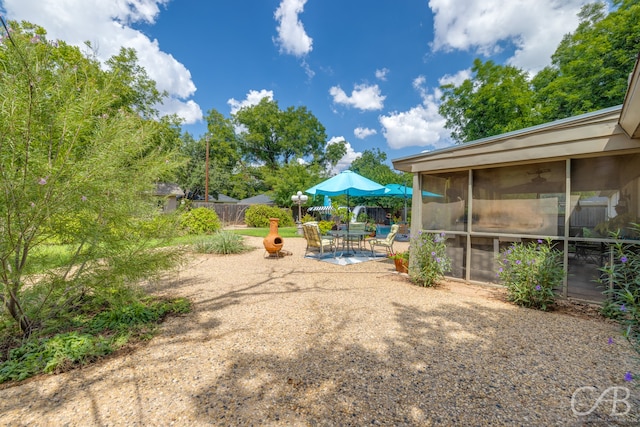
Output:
top-left (528, 168), bottom-right (550, 184)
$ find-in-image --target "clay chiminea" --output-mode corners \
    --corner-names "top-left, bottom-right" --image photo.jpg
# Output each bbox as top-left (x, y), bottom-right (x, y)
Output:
top-left (263, 218), bottom-right (284, 256)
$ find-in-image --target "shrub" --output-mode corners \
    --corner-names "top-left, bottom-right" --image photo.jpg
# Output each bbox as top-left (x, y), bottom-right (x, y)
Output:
top-left (496, 239), bottom-right (563, 311)
top-left (409, 231), bottom-right (451, 287)
top-left (301, 213), bottom-right (315, 223)
top-left (318, 220), bottom-right (334, 235)
top-left (599, 228), bottom-right (640, 355)
top-left (389, 251), bottom-right (409, 261)
top-left (192, 231), bottom-right (249, 254)
top-left (179, 207), bottom-right (221, 234)
top-left (244, 205), bottom-right (294, 228)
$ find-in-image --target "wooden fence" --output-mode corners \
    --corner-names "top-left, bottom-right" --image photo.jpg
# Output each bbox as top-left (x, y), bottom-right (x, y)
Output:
top-left (191, 202), bottom-right (250, 225)
top-left (191, 203), bottom-right (393, 226)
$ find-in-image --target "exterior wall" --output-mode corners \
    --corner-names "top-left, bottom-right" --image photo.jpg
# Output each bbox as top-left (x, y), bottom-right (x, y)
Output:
top-left (411, 152), bottom-right (640, 302)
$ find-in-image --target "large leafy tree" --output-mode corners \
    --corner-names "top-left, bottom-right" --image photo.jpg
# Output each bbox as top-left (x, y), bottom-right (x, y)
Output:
top-left (532, 0), bottom-right (640, 121)
top-left (178, 108), bottom-right (239, 199)
top-left (264, 163), bottom-right (322, 207)
top-left (439, 58), bottom-right (538, 143)
top-left (350, 149), bottom-right (408, 186)
top-left (323, 139), bottom-right (348, 170)
top-left (0, 21), bottom-right (182, 336)
top-left (439, 1), bottom-right (640, 144)
top-left (233, 98), bottom-right (327, 170)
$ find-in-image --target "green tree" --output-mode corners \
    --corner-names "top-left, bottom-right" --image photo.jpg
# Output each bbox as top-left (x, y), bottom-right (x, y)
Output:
top-left (350, 149), bottom-right (404, 185)
top-left (323, 139), bottom-right (348, 169)
top-left (0, 21), bottom-right (182, 336)
top-left (532, 0), bottom-right (640, 121)
top-left (439, 58), bottom-right (538, 143)
top-left (226, 165), bottom-right (269, 200)
top-left (264, 162), bottom-right (322, 207)
top-left (104, 47), bottom-right (165, 118)
top-left (178, 108), bottom-right (239, 199)
top-left (233, 98), bottom-right (327, 170)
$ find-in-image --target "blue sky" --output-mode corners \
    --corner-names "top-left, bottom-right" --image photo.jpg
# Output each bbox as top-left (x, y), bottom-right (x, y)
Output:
top-left (0, 0), bottom-right (596, 170)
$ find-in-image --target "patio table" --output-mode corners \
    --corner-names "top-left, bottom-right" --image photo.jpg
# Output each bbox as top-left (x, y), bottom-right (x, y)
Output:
top-left (328, 230), bottom-right (371, 256)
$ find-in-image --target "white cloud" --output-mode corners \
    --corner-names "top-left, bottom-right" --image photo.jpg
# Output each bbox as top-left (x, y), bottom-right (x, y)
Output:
top-left (438, 69), bottom-right (472, 87)
top-left (1, 0), bottom-right (202, 123)
top-left (354, 127), bottom-right (377, 139)
top-left (156, 98), bottom-right (203, 124)
top-left (227, 89), bottom-right (275, 115)
top-left (375, 68), bottom-right (390, 81)
top-left (273, 0), bottom-right (313, 57)
top-left (327, 136), bottom-right (361, 174)
top-left (379, 77), bottom-right (452, 150)
top-left (329, 84), bottom-right (386, 111)
top-left (428, 0), bottom-right (591, 73)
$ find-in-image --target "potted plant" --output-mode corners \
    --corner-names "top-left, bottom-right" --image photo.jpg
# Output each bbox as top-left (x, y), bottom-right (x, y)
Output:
top-left (389, 251), bottom-right (409, 273)
top-left (365, 222), bottom-right (377, 237)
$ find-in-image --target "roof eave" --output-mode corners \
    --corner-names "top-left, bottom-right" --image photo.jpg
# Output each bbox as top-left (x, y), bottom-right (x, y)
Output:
top-left (392, 106), bottom-right (623, 173)
top-left (619, 52), bottom-right (640, 139)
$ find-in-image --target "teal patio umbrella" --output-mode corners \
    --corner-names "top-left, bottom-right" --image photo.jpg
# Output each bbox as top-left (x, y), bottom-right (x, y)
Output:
top-left (382, 183), bottom-right (442, 222)
top-left (306, 170), bottom-right (388, 198)
top-left (383, 183), bottom-right (442, 198)
top-left (305, 170), bottom-right (388, 235)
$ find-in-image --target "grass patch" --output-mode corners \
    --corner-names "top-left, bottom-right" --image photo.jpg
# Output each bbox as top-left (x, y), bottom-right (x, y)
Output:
top-left (0, 296), bottom-right (191, 383)
top-left (192, 231), bottom-right (250, 254)
top-left (230, 226), bottom-right (300, 238)
top-left (1, 223), bottom-right (298, 384)
top-left (23, 244), bottom-right (79, 274)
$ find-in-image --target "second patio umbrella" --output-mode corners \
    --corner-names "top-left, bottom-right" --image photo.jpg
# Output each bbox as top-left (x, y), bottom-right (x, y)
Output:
top-left (382, 183), bottom-right (442, 221)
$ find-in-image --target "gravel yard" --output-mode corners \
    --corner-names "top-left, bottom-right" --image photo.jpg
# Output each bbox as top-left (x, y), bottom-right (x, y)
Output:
top-left (0, 235), bottom-right (638, 426)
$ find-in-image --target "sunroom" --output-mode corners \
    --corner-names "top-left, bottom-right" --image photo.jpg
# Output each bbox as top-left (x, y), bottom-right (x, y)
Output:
top-left (392, 58), bottom-right (640, 303)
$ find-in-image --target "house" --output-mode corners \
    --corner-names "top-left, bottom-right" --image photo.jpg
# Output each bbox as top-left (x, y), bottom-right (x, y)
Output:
top-left (392, 55), bottom-right (640, 303)
top-left (209, 194), bottom-right (239, 203)
top-left (154, 183), bottom-right (184, 212)
top-left (238, 194), bottom-right (275, 205)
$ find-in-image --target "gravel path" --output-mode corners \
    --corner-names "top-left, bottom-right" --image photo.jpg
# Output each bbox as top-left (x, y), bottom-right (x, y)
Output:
top-left (0, 235), bottom-right (638, 426)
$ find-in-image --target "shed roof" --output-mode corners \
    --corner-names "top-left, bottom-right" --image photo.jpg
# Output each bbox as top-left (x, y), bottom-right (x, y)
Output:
top-left (209, 194), bottom-right (239, 203)
top-left (238, 194), bottom-right (275, 205)
top-left (154, 183), bottom-right (184, 197)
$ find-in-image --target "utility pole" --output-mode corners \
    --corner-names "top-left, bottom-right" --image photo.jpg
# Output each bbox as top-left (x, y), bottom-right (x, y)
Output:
top-left (205, 135), bottom-right (210, 202)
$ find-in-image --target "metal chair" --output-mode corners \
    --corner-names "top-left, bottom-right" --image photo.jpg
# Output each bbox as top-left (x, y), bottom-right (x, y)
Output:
top-left (369, 224), bottom-right (400, 256)
top-left (302, 222), bottom-right (336, 257)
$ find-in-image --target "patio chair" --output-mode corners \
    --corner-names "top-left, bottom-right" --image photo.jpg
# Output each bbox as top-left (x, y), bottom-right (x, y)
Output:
top-left (369, 224), bottom-right (400, 256)
top-left (302, 221), bottom-right (337, 257)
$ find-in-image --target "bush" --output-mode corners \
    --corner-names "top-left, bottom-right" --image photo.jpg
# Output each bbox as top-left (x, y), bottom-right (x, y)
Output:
top-left (301, 213), bottom-right (315, 223)
top-left (192, 231), bottom-right (249, 254)
top-left (244, 205), bottom-right (294, 227)
top-left (599, 228), bottom-right (640, 355)
top-left (409, 231), bottom-right (451, 287)
top-left (318, 220), bottom-right (334, 235)
top-left (179, 207), bottom-right (221, 234)
top-left (496, 239), bottom-right (563, 311)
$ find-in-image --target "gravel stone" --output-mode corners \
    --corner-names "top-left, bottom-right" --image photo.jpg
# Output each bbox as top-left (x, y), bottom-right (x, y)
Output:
top-left (0, 235), bottom-right (638, 426)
